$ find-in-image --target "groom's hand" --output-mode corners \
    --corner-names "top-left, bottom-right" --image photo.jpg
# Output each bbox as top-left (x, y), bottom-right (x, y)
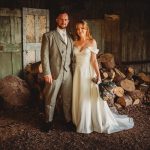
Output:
top-left (44, 74), bottom-right (53, 84)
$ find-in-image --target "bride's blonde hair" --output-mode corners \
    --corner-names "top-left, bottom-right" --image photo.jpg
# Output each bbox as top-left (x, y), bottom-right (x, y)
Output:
top-left (75, 20), bottom-right (93, 40)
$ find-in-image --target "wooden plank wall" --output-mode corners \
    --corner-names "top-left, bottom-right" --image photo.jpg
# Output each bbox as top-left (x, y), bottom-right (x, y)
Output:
top-left (0, 8), bottom-right (22, 79)
top-left (22, 8), bottom-right (49, 67)
top-left (0, 0), bottom-right (149, 74)
top-left (87, 19), bottom-right (105, 54)
top-left (67, 0), bottom-right (150, 73)
top-left (120, 1), bottom-right (150, 73)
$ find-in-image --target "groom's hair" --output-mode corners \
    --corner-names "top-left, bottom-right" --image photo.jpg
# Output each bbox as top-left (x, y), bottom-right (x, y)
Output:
top-left (56, 10), bottom-right (70, 18)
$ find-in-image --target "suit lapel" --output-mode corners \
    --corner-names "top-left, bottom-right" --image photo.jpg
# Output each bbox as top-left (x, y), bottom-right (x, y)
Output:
top-left (52, 30), bottom-right (73, 56)
top-left (52, 30), bottom-right (65, 56)
top-left (67, 32), bottom-right (73, 50)
top-left (54, 30), bottom-right (66, 44)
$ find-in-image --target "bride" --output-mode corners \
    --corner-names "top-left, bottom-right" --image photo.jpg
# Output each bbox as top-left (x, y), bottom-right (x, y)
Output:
top-left (72, 20), bottom-right (134, 134)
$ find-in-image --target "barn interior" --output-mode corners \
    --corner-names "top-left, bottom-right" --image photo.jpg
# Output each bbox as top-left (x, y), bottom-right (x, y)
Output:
top-left (0, 0), bottom-right (150, 149)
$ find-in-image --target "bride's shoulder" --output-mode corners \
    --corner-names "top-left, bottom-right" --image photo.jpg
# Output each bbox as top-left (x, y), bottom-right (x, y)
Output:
top-left (89, 39), bottom-right (97, 47)
top-left (73, 40), bottom-right (79, 47)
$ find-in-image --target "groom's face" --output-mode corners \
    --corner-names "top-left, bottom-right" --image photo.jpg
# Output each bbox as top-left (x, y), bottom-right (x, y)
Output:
top-left (56, 13), bottom-right (69, 29)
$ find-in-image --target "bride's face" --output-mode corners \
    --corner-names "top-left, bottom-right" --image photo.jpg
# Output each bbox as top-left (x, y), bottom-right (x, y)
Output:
top-left (76, 24), bottom-right (87, 38)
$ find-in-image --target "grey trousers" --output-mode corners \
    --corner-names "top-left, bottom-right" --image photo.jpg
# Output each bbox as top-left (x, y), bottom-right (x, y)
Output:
top-left (43, 69), bottom-right (72, 122)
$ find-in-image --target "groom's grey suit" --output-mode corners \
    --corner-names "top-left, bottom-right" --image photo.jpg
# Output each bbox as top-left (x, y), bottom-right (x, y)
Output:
top-left (41, 30), bottom-right (73, 122)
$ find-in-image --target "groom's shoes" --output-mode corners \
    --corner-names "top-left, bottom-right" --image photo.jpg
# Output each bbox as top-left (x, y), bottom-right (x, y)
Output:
top-left (65, 121), bottom-right (76, 132)
top-left (40, 121), bottom-right (53, 132)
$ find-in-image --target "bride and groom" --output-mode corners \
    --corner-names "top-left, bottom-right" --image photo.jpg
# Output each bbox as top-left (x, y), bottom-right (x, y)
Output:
top-left (41, 11), bottom-right (134, 133)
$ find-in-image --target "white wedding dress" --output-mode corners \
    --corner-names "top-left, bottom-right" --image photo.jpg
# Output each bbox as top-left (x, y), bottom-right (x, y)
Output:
top-left (72, 44), bottom-right (134, 134)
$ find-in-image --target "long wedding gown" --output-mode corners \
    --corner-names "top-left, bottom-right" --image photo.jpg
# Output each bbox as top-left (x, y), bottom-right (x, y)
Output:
top-left (72, 44), bottom-right (134, 134)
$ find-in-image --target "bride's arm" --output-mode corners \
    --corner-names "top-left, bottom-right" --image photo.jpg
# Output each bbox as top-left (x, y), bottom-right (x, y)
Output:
top-left (71, 41), bottom-right (77, 73)
top-left (90, 40), bottom-right (101, 83)
top-left (90, 52), bottom-right (101, 82)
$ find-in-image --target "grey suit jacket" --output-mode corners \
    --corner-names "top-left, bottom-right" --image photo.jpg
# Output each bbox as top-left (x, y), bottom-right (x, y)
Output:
top-left (41, 30), bottom-right (73, 80)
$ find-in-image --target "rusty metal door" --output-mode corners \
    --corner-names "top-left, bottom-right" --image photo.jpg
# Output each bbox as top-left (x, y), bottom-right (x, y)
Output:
top-left (22, 8), bottom-right (49, 68)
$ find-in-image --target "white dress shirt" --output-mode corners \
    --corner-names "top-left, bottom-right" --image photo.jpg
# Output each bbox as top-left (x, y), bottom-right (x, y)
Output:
top-left (57, 27), bottom-right (67, 45)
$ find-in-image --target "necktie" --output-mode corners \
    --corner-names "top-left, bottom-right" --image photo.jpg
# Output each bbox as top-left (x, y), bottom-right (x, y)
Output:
top-left (62, 32), bottom-right (67, 44)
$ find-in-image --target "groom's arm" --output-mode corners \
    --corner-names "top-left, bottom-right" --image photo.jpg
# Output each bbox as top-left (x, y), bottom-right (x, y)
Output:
top-left (71, 51), bottom-right (76, 74)
top-left (70, 37), bottom-right (76, 74)
top-left (41, 33), bottom-right (53, 84)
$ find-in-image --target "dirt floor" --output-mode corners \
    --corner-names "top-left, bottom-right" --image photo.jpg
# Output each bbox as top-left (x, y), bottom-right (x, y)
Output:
top-left (0, 102), bottom-right (150, 150)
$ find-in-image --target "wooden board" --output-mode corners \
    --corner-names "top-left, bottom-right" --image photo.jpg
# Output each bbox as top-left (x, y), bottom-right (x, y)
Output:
top-left (0, 8), bottom-right (22, 79)
top-left (22, 8), bottom-right (49, 68)
top-left (86, 19), bottom-right (105, 53)
top-left (0, 53), bottom-right (12, 78)
top-left (12, 52), bottom-right (22, 75)
top-left (104, 14), bottom-right (120, 63)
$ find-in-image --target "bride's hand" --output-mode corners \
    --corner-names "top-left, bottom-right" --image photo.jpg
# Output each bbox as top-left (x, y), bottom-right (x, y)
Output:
top-left (97, 75), bottom-right (102, 84)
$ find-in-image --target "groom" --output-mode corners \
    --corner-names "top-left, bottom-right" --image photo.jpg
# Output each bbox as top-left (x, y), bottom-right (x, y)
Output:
top-left (41, 10), bottom-right (74, 132)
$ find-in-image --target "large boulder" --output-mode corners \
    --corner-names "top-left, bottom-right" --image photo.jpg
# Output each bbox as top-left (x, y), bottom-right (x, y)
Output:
top-left (0, 75), bottom-right (30, 107)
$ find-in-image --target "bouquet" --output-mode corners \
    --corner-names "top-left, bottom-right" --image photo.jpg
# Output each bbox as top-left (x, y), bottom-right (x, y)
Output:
top-left (92, 77), bottom-right (116, 101)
